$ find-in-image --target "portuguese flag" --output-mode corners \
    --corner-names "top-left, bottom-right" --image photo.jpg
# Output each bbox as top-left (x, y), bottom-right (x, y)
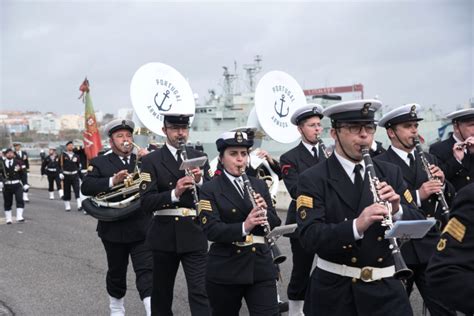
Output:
top-left (79, 78), bottom-right (102, 160)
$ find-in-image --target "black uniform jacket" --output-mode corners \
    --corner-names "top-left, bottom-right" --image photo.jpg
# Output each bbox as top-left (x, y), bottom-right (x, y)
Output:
top-left (430, 136), bottom-right (474, 192)
top-left (60, 152), bottom-right (81, 173)
top-left (427, 182), bottom-right (474, 314)
top-left (280, 142), bottom-right (327, 237)
top-left (81, 152), bottom-right (151, 243)
top-left (140, 145), bottom-right (210, 253)
top-left (198, 174), bottom-right (281, 285)
top-left (296, 155), bottom-right (424, 315)
top-left (0, 159), bottom-right (27, 183)
top-left (41, 155), bottom-right (60, 175)
top-left (375, 147), bottom-right (456, 265)
top-left (15, 150), bottom-right (29, 170)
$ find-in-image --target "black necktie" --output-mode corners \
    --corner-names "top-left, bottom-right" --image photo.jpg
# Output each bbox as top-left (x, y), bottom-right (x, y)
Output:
top-left (354, 164), bottom-right (363, 192)
top-left (122, 157), bottom-right (129, 167)
top-left (312, 146), bottom-right (319, 161)
top-left (176, 150), bottom-right (183, 166)
top-left (407, 153), bottom-right (416, 172)
top-left (234, 179), bottom-right (245, 198)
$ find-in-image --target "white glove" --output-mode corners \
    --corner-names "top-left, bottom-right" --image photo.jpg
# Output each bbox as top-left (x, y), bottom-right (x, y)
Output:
top-left (23, 184), bottom-right (30, 191)
top-left (0, 182), bottom-right (3, 190)
top-left (59, 173), bottom-right (64, 180)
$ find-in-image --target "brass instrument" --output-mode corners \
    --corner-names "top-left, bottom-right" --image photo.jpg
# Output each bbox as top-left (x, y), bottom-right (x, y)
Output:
top-left (82, 140), bottom-right (145, 222)
top-left (178, 138), bottom-right (200, 209)
top-left (413, 137), bottom-right (450, 226)
top-left (316, 135), bottom-right (331, 159)
top-left (239, 168), bottom-right (286, 264)
top-left (361, 147), bottom-right (413, 280)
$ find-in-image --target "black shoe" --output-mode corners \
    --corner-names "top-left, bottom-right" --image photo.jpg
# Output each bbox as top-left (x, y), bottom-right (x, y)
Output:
top-left (6, 221), bottom-right (12, 225)
top-left (78, 207), bottom-right (83, 211)
top-left (65, 209), bottom-right (71, 212)
top-left (17, 219), bottom-right (25, 223)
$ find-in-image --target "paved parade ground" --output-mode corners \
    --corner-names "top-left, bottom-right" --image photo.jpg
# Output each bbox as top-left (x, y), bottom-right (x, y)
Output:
top-left (0, 187), bottom-right (424, 316)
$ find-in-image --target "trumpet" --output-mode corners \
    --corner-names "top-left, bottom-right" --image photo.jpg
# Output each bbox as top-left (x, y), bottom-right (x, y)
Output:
top-left (316, 135), bottom-right (331, 159)
top-left (239, 167), bottom-right (286, 264)
top-left (413, 137), bottom-right (450, 226)
top-left (361, 147), bottom-right (413, 280)
top-left (455, 140), bottom-right (473, 150)
top-left (178, 138), bottom-right (200, 209)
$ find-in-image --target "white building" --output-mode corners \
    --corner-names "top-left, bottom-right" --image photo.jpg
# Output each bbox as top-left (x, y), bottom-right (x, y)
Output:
top-left (28, 113), bottom-right (61, 135)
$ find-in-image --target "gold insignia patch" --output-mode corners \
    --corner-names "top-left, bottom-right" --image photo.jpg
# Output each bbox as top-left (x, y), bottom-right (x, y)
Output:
top-left (140, 172), bottom-right (152, 182)
top-left (87, 165), bottom-right (94, 172)
top-left (300, 209), bottom-right (307, 220)
top-left (198, 200), bottom-right (213, 213)
top-left (403, 190), bottom-right (413, 204)
top-left (201, 216), bottom-right (207, 224)
top-left (297, 195), bottom-right (313, 210)
top-left (437, 238), bottom-right (447, 251)
top-left (442, 217), bottom-right (466, 243)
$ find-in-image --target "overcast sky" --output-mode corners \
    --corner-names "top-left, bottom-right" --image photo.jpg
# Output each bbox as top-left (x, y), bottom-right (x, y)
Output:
top-left (1, 0), bottom-right (472, 116)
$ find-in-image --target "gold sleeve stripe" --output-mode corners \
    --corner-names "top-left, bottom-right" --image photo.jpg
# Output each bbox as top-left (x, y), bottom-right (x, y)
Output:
top-left (297, 195), bottom-right (313, 209)
top-left (140, 173), bottom-right (152, 182)
top-left (403, 190), bottom-right (413, 204)
top-left (198, 200), bottom-right (213, 213)
top-left (442, 217), bottom-right (466, 243)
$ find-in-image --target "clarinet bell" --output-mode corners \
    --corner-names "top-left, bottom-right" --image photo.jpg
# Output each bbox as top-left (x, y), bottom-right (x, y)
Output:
top-left (271, 245), bottom-right (286, 265)
top-left (393, 253), bottom-right (413, 280)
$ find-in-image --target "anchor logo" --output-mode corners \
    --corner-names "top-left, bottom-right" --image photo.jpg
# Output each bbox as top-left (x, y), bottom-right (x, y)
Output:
top-left (274, 94), bottom-right (289, 118)
top-left (154, 90), bottom-right (173, 112)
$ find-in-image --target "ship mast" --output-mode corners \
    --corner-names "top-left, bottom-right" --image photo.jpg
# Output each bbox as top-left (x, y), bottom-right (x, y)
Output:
top-left (242, 55), bottom-right (262, 93)
top-left (222, 66), bottom-right (237, 108)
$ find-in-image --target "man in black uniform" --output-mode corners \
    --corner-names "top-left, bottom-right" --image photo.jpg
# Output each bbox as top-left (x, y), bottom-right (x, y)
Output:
top-left (140, 113), bottom-right (211, 316)
top-left (59, 141), bottom-right (81, 211)
top-left (296, 99), bottom-right (425, 316)
top-left (81, 119), bottom-right (152, 316)
top-left (75, 145), bottom-right (88, 211)
top-left (14, 142), bottom-right (30, 202)
top-left (376, 103), bottom-right (456, 316)
top-left (198, 131), bottom-right (282, 315)
top-left (1, 148), bottom-right (27, 224)
top-left (41, 147), bottom-right (62, 200)
top-left (430, 108), bottom-right (474, 192)
top-left (279, 103), bottom-right (325, 315)
top-left (426, 182), bottom-right (474, 315)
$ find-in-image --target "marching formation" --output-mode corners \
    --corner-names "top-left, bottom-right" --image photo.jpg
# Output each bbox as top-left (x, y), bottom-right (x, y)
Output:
top-left (2, 100), bottom-right (474, 316)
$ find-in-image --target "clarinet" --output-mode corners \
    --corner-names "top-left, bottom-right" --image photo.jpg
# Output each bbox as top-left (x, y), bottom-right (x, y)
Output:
top-left (316, 135), bottom-right (330, 159)
top-left (361, 147), bottom-right (413, 280)
top-left (413, 137), bottom-right (450, 226)
top-left (240, 168), bottom-right (286, 264)
top-left (178, 139), bottom-right (200, 210)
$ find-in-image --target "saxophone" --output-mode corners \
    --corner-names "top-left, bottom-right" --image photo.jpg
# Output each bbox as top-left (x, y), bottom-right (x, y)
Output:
top-left (361, 147), bottom-right (413, 280)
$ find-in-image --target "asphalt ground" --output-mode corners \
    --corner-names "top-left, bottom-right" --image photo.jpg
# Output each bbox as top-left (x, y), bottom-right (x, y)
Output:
top-left (0, 188), bottom-right (425, 316)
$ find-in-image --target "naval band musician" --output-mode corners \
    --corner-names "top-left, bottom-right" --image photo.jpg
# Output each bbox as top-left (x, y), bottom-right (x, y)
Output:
top-left (1, 148), bottom-right (27, 224)
top-left (13, 142), bottom-right (30, 202)
top-left (140, 113), bottom-right (211, 316)
top-left (41, 147), bottom-right (63, 200)
top-left (296, 100), bottom-right (425, 316)
top-left (198, 131), bottom-right (282, 315)
top-left (279, 103), bottom-right (326, 315)
top-left (376, 104), bottom-right (456, 316)
top-left (81, 119), bottom-right (153, 316)
top-left (59, 141), bottom-right (81, 211)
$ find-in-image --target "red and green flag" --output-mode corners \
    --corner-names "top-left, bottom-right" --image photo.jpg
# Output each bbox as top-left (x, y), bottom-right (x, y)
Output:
top-left (79, 78), bottom-right (102, 160)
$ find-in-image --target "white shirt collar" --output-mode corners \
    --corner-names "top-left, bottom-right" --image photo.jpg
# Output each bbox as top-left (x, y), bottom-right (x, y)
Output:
top-left (333, 150), bottom-right (365, 182)
top-left (302, 141), bottom-right (319, 157)
top-left (165, 142), bottom-right (179, 159)
top-left (390, 145), bottom-right (415, 166)
top-left (453, 133), bottom-right (463, 143)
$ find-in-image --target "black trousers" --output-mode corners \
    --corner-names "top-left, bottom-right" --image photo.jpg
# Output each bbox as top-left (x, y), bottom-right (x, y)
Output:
top-left (3, 183), bottom-right (24, 210)
top-left (151, 249), bottom-right (209, 316)
top-left (62, 175), bottom-right (79, 201)
top-left (206, 279), bottom-right (278, 316)
top-left (287, 237), bottom-right (316, 300)
top-left (102, 239), bottom-right (153, 300)
top-left (47, 174), bottom-right (61, 192)
top-left (406, 263), bottom-right (456, 316)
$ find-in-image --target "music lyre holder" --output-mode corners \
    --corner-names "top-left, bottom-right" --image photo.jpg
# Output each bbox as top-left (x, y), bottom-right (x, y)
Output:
top-left (266, 223), bottom-right (297, 244)
top-left (385, 219), bottom-right (436, 246)
top-left (179, 156), bottom-right (208, 171)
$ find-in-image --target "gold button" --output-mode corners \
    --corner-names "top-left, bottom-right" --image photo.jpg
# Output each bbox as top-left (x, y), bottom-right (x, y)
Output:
top-left (342, 246), bottom-right (347, 249)
top-left (236, 249), bottom-right (241, 254)
top-left (427, 214), bottom-right (431, 218)
top-left (252, 247), bottom-right (256, 252)
top-left (169, 182), bottom-right (173, 186)
top-left (175, 217), bottom-right (179, 221)
top-left (232, 209), bottom-right (236, 213)
top-left (428, 199), bottom-right (431, 203)
top-left (344, 218), bottom-right (348, 221)
top-left (467, 176), bottom-right (471, 181)
top-left (348, 244), bottom-right (352, 249)
top-left (351, 257), bottom-right (357, 263)
top-left (377, 257), bottom-right (383, 263)
top-left (352, 278), bottom-right (357, 283)
top-left (377, 236), bottom-right (383, 241)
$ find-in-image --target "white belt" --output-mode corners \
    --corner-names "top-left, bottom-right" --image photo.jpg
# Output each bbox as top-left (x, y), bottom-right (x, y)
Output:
top-left (316, 258), bottom-right (395, 282)
top-left (233, 235), bottom-right (266, 247)
top-left (47, 168), bottom-right (57, 171)
top-left (63, 171), bottom-right (78, 175)
top-left (153, 208), bottom-right (197, 217)
top-left (81, 169), bottom-right (87, 173)
top-left (4, 180), bottom-right (21, 185)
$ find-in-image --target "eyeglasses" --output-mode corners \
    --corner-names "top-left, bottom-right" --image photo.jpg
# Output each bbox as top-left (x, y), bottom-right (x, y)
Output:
top-left (166, 125), bottom-right (189, 131)
top-left (339, 123), bottom-right (377, 134)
